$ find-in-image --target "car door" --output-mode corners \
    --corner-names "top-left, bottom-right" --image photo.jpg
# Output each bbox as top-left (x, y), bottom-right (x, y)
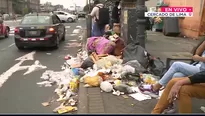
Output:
top-left (55, 12), bottom-right (64, 21)
top-left (53, 15), bottom-right (64, 39)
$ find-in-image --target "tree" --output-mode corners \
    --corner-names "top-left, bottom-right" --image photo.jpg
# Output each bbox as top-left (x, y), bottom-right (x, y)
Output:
top-left (83, 3), bottom-right (94, 13)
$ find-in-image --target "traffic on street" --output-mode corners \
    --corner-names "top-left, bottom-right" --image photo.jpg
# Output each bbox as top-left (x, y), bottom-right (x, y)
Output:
top-left (0, 17), bottom-right (85, 113)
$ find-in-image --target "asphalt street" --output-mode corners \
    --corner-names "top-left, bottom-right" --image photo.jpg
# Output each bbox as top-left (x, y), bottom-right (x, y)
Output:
top-left (0, 18), bottom-right (86, 113)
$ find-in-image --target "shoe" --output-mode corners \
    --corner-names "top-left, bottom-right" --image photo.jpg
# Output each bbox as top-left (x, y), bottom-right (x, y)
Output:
top-left (138, 84), bottom-right (159, 98)
top-left (162, 103), bottom-right (176, 114)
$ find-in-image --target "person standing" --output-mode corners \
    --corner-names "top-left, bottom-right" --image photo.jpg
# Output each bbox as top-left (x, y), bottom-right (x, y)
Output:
top-left (89, 0), bottom-right (109, 37)
top-left (111, 1), bottom-right (120, 28)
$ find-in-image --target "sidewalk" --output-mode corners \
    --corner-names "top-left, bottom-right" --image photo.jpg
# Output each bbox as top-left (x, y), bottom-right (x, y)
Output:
top-left (77, 31), bottom-right (204, 114)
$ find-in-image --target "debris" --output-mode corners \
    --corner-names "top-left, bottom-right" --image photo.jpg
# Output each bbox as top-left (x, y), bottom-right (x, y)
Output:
top-left (112, 90), bottom-right (121, 96)
top-left (46, 53), bottom-right (52, 55)
top-left (42, 102), bottom-right (50, 107)
top-left (100, 81), bottom-right (113, 92)
top-left (57, 106), bottom-right (77, 114)
top-left (84, 76), bottom-right (102, 87)
top-left (122, 95), bottom-right (129, 99)
top-left (129, 93), bottom-right (152, 101)
top-left (68, 99), bottom-right (77, 106)
top-left (200, 106), bottom-right (205, 113)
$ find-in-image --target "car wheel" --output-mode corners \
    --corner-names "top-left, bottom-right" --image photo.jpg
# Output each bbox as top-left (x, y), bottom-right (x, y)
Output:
top-left (5, 28), bottom-right (9, 38)
top-left (67, 18), bottom-right (73, 23)
top-left (62, 29), bottom-right (65, 41)
top-left (54, 36), bottom-right (60, 49)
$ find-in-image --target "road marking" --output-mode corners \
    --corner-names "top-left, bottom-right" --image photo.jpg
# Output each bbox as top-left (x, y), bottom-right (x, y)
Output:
top-left (1, 48), bottom-right (6, 51)
top-left (23, 60), bottom-right (47, 75)
top-left (0, 51), bottom-right (47, 88)
top-left (69, 34), bottom-right (77, 36)
top-left (76, 26), bottom-right (82, 29)
top-left (72, 29), bottom-right (80, 34)
top-left (8, 43), bottom-right (15, 48)
top-left (15, 51), bottom-right (36, 61)
top-left (65, 26), bottom-right (70, 29)
top-left (68, 39), bottom-right (78, 42)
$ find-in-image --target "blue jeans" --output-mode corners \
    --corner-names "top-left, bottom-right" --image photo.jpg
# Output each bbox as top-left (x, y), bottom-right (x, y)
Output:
top-left (159, 62), bottom-right (201, 86)
top-left (92, 22), bottom-right (105, 37)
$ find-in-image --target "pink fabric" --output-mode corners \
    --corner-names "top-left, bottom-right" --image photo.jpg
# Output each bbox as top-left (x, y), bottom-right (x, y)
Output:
top-left (87, 37), bottom-right (115, 55)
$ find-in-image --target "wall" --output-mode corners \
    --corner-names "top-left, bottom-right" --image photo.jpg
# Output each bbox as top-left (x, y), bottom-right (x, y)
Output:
top-left (164, 0), bottom-right (204, 39)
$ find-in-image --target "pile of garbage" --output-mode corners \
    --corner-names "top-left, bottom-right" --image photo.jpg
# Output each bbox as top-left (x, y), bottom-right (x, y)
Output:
top-left (36, 49), bottom-right (163, 113)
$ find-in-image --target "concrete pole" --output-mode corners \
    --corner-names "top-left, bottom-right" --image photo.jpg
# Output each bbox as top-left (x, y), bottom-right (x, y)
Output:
top-left (136, 0), bottom-right (147, 48)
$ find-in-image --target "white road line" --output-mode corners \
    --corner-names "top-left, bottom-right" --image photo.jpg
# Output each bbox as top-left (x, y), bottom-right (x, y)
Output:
top-left (69, 40), bottom-right (78, 42)
top-left (72, 29), bottom-right (80, 34)
top-left (65, 26), bottom-right (71, 29)
top-left (69, 34), bottom-right (77, 36)
top-left (1, 48), bottom-right (6, 51)
top-left (8, 43), bottom-right (15, 48)
top-left (76, 26), bottom-right (82, 29)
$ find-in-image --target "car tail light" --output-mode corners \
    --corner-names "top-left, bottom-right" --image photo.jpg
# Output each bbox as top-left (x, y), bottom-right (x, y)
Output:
top-left (47, 27), bottom-right (55, 33)
top-left (14, 27), bottom-right (19, 34)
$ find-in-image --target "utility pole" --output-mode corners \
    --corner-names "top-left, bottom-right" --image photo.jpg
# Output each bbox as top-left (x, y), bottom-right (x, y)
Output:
top-left (6, 0), bottom-right (9, 14)
top-left (136, 0), bottom-right (147, 48)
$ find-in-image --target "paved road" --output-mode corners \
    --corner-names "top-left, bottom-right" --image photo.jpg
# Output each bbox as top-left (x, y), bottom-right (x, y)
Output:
top-left (0, 18), bottom-right (86, 113)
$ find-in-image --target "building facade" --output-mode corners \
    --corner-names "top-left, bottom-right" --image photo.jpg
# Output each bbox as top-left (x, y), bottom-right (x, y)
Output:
top-left (0, 0), bottom-right (12, 14)
top-left (26, 0), bottom-right (40, 12)
top-left (164, 0), bottom-right (205, 39)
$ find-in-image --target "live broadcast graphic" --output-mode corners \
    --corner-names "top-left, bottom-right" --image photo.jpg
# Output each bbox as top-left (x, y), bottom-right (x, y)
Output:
top-left (145, 7), bottom-right (193, 17)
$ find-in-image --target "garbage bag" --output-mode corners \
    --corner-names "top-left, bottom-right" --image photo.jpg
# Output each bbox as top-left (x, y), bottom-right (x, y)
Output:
top-left (121, 72), bottom-right (141, 82)
top-left (84, 76), bottom-right (102, 87)
top-left (123, 60), bottom-right (147, 73)
top-left (148, 57), bottom-right (167, 77)
top-left (81, 57), bottom-right (94, 69)
top-left (123, 43), bottom-right (150, 68)
top-left (100, 81), bottom-right (113, 92)
top-left (113, 84), bottom-right (134, 94)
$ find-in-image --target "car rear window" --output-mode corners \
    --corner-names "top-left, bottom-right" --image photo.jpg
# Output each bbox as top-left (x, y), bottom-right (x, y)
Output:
top-left (21, 16), bottom-right (51, 25)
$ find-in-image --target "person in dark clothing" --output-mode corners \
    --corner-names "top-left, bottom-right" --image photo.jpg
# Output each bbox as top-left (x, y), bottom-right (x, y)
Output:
top-left (152, 71), bottom-right (205, 113)
top-left (111, 1), bottom-right (120, 28)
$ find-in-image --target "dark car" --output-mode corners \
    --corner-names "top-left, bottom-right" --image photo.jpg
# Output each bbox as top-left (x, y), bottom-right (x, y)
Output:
top-left (14, 13), bottom-right (65, 50)
top-left (78, 11), bottom-right (86, 18)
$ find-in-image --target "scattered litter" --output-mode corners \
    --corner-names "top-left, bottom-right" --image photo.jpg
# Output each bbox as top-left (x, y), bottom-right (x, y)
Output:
top-left (122, 95), bottom-right (129, 99)
top-left (129, 92), bottom-right (152, 101)
top-left (112, 90), bottom-right (121, 96)
top-left (46, 53), bottom-right (52, 55)
top-left (57, 106), bottom-right (77, 114)
top-left (200, 106), bottom-right (205, 112)
top-left (42, 102), bottom-right (50, 107)
top-left (100, 81), bottom-right (113, 92)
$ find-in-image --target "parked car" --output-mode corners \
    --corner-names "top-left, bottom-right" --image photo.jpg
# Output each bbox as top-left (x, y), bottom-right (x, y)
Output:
top-left (14, 13), bottom-right (65, 50)
top-left (78, 11), bottom-right (86, 18)
top-left (53, 11), bottom-right (78, 23)
top-left (0, 15), bottom-right (10, 38)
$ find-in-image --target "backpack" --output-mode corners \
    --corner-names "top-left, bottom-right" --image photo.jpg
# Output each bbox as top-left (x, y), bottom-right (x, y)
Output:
top-left (95, 6), bottom-right (110, 28)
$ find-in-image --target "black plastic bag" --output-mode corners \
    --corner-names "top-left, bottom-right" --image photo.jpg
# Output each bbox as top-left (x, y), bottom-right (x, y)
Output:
top-left (148, 57), bottom-right (167, 77)
top-left (123, 43), bottom-right (150, 69)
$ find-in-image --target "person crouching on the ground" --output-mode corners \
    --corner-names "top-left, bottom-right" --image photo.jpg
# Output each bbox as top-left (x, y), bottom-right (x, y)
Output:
top-left (89, 0), bottom-right (105, 37)
top-left (152, 71), bottom-right (205, 113)
top-left (139, 40), bottom-right (205, 98)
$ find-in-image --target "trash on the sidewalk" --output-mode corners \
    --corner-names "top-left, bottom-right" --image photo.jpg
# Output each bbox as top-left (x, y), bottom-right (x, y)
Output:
top-left (122, 95), bottom-right (129, 99)
top-left (113, 84), bottom-right (134, 94)
top-left (42, 102), bottom-right (50, 107)
top-left (57, 106), bottom-right (77, 114)
top-left (112, 90), bottom-right (121, 96)
top-left (84, 76), bottom-right (102, 87)
top-left (68, 99), bottom-right (77, 106)
top-left (100, 81), bottom-right (113, 92)
top-left (200, 106), bottom-right (205, 113)
top-left (129, 92), bottom-right (152, 101)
